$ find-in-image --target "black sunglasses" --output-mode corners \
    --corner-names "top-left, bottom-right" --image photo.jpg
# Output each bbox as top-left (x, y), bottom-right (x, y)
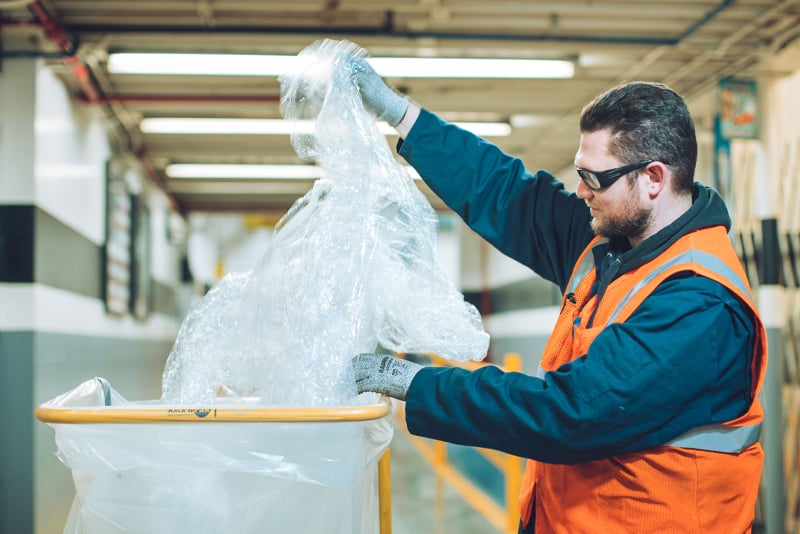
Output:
top-left (575, 159), bottom-right (662, 191)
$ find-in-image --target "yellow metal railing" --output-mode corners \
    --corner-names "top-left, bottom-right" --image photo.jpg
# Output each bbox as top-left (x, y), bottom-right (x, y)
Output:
top-left (396, 352), bottom-right (525, 533)
top-left (35, 398), bottom-right (394, 534)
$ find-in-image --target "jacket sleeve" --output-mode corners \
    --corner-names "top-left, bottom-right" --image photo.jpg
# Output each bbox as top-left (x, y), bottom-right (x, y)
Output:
top-left (403, 274), bottom-right (755, 464)
top-left (397, 109), bottom-right (594, 291)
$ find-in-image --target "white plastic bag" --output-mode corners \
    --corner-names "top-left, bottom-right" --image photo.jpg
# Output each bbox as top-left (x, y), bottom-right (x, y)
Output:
top-left (44, 379), bottom-right (391, 534)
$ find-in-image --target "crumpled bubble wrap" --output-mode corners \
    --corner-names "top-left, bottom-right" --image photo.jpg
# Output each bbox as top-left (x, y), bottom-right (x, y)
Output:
top-left (161, 39), bottom-right (489, 406)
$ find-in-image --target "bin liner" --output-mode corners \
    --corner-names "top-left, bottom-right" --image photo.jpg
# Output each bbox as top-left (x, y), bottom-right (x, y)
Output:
top-left (43, 379), bottom-right (391, 534)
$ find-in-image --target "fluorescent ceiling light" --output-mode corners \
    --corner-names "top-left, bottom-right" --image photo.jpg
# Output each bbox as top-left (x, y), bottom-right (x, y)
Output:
top-left (109, 52), bottom-right (573, 79)
top-left (109, 53), bottom-right (295, 76)
top-left (166, 163), bottom-right (423, 181)
top-left (141, 117), bottom-right (511, 137)
top-left (167, 180), bottom-right (314, 195)
top-left (142, 118), bottom-right (313, 135)
top-left (166, 164), bottom-right (325, 180)
top-left (370, 57), bottom-right (573, 79)
top-left (510, 114), bottom-right (554, 128)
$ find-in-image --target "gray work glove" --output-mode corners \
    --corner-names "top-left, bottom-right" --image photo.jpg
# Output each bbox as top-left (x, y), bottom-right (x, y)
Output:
top-left (352, 353), bottom-right (423, 401)
top-left (348, 57), bottom-right (409, 127)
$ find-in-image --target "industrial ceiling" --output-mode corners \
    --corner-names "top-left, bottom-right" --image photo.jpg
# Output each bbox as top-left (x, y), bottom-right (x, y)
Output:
top-left (4, 0), bottom-right (800, 215)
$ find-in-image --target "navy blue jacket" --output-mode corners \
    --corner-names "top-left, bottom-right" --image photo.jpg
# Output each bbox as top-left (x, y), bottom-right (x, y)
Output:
top-left (398, 109), bottom-right (755, 465)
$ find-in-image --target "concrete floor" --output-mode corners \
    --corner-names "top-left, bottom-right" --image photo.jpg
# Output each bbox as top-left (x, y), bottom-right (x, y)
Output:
top-left (388, 423), bottom-right (503, 534)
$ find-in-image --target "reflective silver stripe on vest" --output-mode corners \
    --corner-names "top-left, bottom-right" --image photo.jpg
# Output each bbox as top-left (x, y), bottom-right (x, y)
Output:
top-left (605, 249), bottom-right (754, 326)
top-left (535, 364), bottom-right (761, 452)
top-left (664, 422), bottom-right (762, 453)
top-left (536, 365), bottom-right (547, 379)
top-left (566, 238), bottom-right (606, 294)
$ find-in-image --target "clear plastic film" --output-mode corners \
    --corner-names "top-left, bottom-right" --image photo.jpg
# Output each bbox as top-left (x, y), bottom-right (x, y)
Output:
top-left (161, 39), bottom-right (489, 407)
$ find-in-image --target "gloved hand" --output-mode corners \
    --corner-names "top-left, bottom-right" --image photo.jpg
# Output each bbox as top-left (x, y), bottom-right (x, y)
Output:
top-left (348, 56), bottom-right (409, 127)
top-left (352, 353), bottom-right (423, 401)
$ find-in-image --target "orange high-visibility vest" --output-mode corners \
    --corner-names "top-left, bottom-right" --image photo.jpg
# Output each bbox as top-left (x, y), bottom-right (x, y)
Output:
top-left (518, 225), bottom-right (767, 533)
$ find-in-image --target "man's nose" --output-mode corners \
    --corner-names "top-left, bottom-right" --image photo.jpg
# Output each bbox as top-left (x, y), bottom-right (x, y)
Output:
top-left (576, 178), bottom-right (593, 200)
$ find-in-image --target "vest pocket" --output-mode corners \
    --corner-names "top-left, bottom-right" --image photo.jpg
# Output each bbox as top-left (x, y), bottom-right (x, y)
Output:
top-left (570, 325), bottom-right (652, 403)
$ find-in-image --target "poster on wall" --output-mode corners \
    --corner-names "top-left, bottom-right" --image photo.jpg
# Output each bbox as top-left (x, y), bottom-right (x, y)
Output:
top-left (103, 159), bottom-right (152, 320)
top-left (103, 160), bottom-right (132, 315)
top-left (718, 78), bottom-right (758, 140)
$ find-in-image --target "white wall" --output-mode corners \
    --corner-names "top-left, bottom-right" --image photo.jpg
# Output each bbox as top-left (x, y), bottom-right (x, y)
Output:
top-left (0, 58), bottom-right (185, 533)
top-left (758, 66), bottom-right (800, 219)
top-left (34, 63), bottom-right (108, 244)
top-left (0, 59), bottom-right (36, 202)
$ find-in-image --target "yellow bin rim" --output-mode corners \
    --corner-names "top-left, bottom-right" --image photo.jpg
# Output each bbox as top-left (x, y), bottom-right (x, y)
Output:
top-left (34, 397), bottom-right (392, 424)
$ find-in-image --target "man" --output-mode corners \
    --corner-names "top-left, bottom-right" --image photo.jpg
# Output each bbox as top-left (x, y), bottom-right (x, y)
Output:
top-left (348, 54), bottom-right (767, 533)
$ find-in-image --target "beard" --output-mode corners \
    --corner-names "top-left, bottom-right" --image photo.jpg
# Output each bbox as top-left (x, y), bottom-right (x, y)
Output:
top-left (590, 194), bottom-right (653, 241)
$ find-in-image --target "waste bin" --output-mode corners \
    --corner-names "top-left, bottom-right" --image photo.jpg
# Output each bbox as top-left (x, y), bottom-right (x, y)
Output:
top-left (36, 379), bottom-right (393, 534)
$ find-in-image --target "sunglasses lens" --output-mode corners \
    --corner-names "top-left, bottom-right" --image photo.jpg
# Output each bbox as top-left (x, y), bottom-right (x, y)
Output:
top-left (577, 170), bottom-right (600, 190)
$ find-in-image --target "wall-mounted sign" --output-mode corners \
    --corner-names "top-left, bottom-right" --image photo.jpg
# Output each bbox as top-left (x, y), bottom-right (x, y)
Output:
top-left (719, 78), bottom-right (758, 140)
top-left (103, 160), bottom-right (132, 315)
top-left (103, 159), bottom-right (151, 320)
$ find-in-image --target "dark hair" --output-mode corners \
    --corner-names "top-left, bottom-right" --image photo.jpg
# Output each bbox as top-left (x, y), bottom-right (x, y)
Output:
top-left (579, 81), bottom-right (697, 194)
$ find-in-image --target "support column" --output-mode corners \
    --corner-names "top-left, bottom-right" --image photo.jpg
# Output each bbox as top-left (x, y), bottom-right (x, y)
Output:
top-left (0, 56), bottom-right (38, 534)
top-left (759, 219), bottom-right (786, 534)
top-left (755, 77), bottom-right (786, 534)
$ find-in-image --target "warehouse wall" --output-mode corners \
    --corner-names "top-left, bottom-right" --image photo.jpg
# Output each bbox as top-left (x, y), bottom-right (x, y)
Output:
top-left (0, 58), bottom-right (183, 533)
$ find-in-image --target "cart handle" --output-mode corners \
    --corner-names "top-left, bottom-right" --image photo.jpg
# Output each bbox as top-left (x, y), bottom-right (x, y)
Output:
top-left (34, 397), bottom-right (392, 424)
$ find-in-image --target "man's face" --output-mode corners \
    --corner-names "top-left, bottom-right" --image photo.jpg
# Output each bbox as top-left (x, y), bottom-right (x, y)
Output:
top-left (574, 129), bottom-right (653, 243)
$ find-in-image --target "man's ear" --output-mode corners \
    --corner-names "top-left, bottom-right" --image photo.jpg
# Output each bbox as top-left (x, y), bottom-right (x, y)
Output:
top-left (643, 162), bottom-right (668, 197)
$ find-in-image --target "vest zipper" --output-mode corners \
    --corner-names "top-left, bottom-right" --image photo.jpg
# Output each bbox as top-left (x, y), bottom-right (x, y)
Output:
top-left (561, 292), bottom-right (577, 312)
